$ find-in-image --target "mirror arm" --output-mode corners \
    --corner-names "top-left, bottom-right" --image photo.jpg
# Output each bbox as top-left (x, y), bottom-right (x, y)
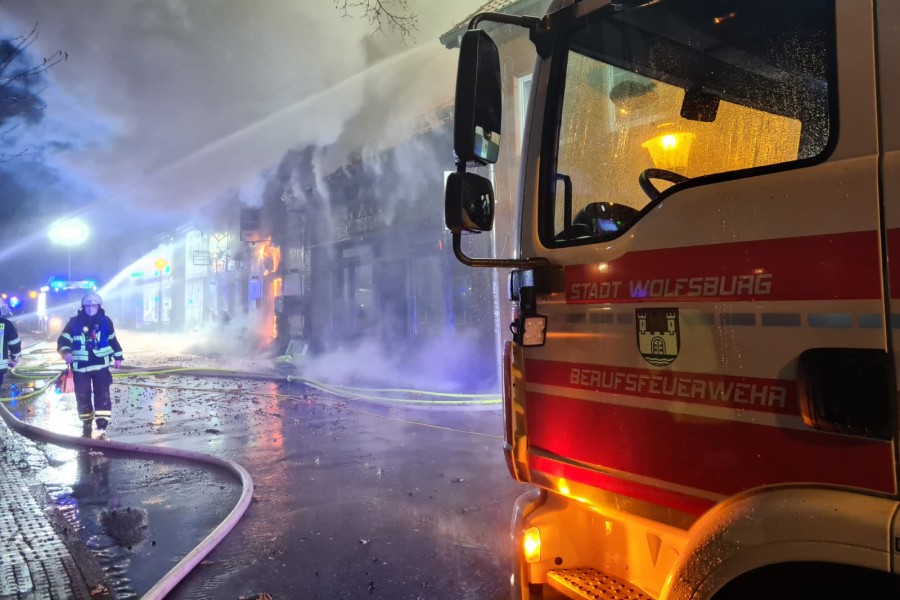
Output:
top-left (452, 233), bottom-right (550, 269)
top-left (468, 13), bottom-right (540, 31)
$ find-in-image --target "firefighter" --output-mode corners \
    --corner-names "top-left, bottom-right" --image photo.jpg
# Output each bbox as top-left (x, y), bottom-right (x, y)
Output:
top-left (0, 300), bottom-right (21, 390)
top-left (57, 292), bottom-right (124, 438)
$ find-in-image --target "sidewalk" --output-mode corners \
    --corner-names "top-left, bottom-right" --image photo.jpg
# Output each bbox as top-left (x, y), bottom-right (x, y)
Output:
top-left (0, 420), bottom-right (105, 600)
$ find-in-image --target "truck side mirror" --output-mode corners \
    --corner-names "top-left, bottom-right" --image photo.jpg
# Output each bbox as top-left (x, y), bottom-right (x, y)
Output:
top-left (454, 29), bottom-right (502, 165)
top-left (445, 172), bottom-right (495, 234)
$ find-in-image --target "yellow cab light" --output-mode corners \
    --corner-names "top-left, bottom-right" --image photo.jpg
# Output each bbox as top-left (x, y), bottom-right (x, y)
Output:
top-left (523, 527), bottom-right (541, 563)
top-left (641, 131), bottom-right (695, 171)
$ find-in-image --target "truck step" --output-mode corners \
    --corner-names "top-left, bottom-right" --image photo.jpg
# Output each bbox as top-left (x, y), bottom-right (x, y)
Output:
top-left (547, 568), bottom-right (653, 600)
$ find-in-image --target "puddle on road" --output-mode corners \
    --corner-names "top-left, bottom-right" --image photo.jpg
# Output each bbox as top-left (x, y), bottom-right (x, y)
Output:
top-left (40, 445), bottom-right (242, 599)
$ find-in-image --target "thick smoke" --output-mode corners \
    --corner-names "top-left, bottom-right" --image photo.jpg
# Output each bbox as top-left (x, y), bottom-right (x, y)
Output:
top-left (1, 0), bottom-right (498, 392)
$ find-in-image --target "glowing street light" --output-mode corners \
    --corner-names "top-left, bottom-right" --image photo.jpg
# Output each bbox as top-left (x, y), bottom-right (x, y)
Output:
top-left (49, 219), bottom-right (90, 280)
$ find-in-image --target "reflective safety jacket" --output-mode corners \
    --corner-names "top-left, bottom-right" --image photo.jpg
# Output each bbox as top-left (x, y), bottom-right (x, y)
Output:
top-left (0, 318), bottom-right (21, 370)
top-left (57, 307), bottom-right (124, 373)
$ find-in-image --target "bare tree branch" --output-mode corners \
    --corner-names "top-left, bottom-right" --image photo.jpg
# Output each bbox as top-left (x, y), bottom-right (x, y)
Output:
top-left (1, 25), bottom-right (65, 91)
top-left (0, 122), bottom-right (29, 163)
top-left (334, 0), bottom-right (418, 43)
top-left (0, 23), bottom-right (66, 161)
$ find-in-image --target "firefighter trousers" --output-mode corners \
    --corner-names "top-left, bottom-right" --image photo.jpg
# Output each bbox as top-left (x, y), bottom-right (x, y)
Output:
top-left (73, 368), bottom-right (112, 429)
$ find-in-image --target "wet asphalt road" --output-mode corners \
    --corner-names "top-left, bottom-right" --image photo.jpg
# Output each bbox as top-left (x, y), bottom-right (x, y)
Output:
top-left (15, 349), bottom-right (530, 599)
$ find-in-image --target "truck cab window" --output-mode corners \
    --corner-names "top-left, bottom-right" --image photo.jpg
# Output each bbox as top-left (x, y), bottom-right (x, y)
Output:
top-left (546, 0), bottom-right (834, 245)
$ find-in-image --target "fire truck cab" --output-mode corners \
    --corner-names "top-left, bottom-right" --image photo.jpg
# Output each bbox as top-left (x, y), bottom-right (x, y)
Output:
top-left (445, 0), bottom-right (900, 598)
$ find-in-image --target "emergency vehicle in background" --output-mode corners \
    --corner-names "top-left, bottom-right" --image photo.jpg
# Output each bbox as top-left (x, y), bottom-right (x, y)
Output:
top-left (445, 0), bottom-right (900, 598)
top-left (37, 277), bottom-right (99, 336)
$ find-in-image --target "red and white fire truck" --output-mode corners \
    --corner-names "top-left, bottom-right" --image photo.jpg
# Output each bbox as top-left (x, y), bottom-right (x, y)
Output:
top-left (445, 0), bottom-right (900, 598)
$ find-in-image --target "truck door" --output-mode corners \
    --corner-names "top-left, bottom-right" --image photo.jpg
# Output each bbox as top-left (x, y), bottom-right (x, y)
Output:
top-left (519, 0), bottom-right (895, 527)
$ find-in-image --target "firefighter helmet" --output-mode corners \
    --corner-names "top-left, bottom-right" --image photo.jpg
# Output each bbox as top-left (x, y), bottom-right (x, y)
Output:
top-left (81, 292), bottom-right (102, 306)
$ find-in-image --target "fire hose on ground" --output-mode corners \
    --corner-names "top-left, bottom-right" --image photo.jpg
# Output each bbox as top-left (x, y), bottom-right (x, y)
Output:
top-left (0, 361), bottom-right (501, 598)
top-left (0, 369), bottom-right (254, 600)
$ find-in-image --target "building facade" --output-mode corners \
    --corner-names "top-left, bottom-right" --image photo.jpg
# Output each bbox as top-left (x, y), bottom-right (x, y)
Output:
top-left (251, 121), bottom-right (500, 390)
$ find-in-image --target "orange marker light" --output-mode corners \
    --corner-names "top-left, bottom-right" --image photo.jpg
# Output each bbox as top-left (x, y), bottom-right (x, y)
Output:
top-left (523, 527), bottom-right (541, 563)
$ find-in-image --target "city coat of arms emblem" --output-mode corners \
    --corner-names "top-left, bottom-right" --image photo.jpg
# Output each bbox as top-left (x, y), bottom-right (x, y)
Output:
top-left (636, 308), bottom-right (680, 367)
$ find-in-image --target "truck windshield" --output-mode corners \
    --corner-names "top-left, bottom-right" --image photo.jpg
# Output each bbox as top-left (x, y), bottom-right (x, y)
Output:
top-left (546, 0), bottom-right (834, 245)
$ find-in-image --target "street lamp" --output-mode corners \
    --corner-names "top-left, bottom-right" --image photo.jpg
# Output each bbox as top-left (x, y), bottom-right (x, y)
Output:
top-left (155, 258), bottom-right (168, 326)
top-left (49, 219), bottom-right (90, 280)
